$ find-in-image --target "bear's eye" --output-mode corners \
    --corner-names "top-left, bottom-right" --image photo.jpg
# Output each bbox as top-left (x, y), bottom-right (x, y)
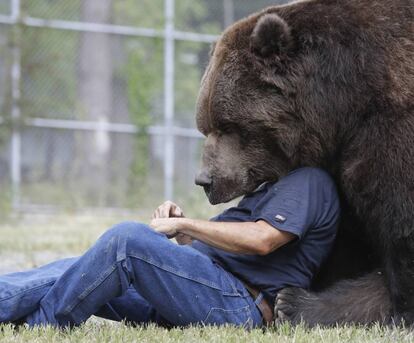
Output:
top-left (239, 130), bottom-right (251, 146)
top-left (219, 123), bottom-right (235, 134)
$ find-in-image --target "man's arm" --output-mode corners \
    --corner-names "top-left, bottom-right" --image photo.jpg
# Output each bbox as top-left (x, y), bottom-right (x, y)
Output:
top-left (150, 217), bottom-right (296, 255)
top-left (151, 201), bottom-right (193, 245)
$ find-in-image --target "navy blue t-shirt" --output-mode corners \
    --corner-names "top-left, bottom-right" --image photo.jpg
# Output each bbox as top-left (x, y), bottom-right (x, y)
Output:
top-left (191, 167), bottom-right (340, 304)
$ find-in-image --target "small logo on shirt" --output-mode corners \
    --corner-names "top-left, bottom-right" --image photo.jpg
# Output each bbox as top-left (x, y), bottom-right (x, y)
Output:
top-left (275, 214), bottom-right (286, 223)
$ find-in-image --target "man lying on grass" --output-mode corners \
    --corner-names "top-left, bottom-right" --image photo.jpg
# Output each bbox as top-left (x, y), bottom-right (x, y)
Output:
top-left (0, 167), bottom-right (339, 328)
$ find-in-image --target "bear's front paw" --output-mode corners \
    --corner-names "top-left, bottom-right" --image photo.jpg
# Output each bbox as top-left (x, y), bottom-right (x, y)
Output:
top-left (274, 287), bottom-right (312, 325)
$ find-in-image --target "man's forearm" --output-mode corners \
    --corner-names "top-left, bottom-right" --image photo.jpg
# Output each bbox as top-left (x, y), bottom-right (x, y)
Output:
top-left (176, 218), bottom-right (289, 255)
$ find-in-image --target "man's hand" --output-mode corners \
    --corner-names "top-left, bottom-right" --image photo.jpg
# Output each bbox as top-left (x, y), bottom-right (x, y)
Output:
top-left (152, 200), bottom-right (184, 219)
top-left (151, 201), bottom-right (193, 245)
top-left (150, 217), bottom-right (183, 238)
top-left (175, 233), bottom-right (193, 245)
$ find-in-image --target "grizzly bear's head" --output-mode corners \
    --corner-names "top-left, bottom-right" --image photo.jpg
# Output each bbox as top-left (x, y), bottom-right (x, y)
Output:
top-left (195, 3), bottom-right (379, 204)
top-left (195, 13), bottom-right (299, 204)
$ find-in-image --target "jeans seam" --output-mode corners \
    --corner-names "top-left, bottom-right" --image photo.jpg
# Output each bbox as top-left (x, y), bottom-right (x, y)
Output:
top-left (219, 267), bottom-right (244, 296)
top-left (61, 264), bottom-right (118, 315)
top-left (0, 280), bottom-right (56, 302)
top-left (203, 305), bottom-right (251, 324)
top-left (128, 253), bottom-right (239, 296)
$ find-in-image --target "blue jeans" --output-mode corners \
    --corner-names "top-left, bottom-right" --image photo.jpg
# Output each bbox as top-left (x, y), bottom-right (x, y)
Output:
top-left (0, 222), bottom-right (262, 328)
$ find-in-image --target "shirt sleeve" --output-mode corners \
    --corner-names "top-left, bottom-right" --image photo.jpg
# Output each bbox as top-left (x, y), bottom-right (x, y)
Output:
top-left (251, 168), bottom-right (339, 240)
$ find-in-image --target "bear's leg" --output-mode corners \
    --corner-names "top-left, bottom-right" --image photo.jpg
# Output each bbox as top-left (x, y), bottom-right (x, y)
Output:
top-left (384, 235), bottom-right (414, 324)
top-left (339, 119), bottom-right (414, 324)
top-left (274, 271), bottom-right (391, 326)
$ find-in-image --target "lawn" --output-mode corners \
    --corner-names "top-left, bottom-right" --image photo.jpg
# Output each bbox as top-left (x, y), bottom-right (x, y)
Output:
top-left (0, 214), bottom-right (412, 342)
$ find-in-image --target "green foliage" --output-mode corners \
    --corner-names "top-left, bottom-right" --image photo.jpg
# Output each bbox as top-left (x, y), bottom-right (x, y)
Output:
top-left (113, 0), bottom-right (164, 29)
top-left (175, 0), bottom-right (222, 34)
top-left (23, 0), bottom-right (81, 21)
top-left (174, 40), bottom-right (210, 127)
top-left (0, 112), bottom-right (11, 147)
top-left (0, 1), bottom-right (9, 15)
top-left (19, 0), bottom-right (80, 120)
top-left (0, 25), bottom-right (16, 147)
top-left (0, 187), bottom-right (12, 218)
top-left (121, 37), bottom-right (164, 204)
top-left (174, 2), bottom-right (221, 127)
top-left (20, 26), bottom-right (77, 120)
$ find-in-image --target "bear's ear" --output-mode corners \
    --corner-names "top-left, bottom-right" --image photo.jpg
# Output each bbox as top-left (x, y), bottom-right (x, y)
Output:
top-left (250, 14), bottom-right (292, 58)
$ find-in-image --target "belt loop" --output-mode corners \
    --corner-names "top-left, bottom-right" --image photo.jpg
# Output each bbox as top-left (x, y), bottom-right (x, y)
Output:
top-left (254, 292), bottom-right (264, 306)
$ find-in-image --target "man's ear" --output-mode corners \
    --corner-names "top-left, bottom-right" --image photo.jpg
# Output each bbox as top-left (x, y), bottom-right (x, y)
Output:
top-left (250, 14), bottom-right (292, 58)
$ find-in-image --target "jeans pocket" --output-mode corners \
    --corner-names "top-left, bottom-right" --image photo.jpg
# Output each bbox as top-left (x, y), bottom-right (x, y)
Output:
top-left (203, 305), bottom-right (253, 328)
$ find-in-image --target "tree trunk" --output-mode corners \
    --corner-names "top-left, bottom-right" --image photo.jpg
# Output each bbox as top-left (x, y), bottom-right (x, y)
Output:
top-left (76, 0), bottom-right (113, 206)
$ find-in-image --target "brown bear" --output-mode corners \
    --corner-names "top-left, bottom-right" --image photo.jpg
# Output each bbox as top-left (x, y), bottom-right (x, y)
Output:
top-left (194, 0), bottom-right (414, 326)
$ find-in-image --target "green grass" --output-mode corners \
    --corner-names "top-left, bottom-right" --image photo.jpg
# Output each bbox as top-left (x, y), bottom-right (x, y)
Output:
top-left (1, 322), bottom-right (413, 343)
top-left (0, 215), bottom-right (412, 342)
top-left (1, 321), bottom-right (414, 343)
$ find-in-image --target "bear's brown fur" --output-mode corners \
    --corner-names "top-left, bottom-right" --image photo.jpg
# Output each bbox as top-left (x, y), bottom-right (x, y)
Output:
top-left (195, 0), bottom-right (414, 326)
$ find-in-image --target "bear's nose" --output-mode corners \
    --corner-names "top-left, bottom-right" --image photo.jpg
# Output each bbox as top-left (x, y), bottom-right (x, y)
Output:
top-left (195, 171), bottom-right (212, 187)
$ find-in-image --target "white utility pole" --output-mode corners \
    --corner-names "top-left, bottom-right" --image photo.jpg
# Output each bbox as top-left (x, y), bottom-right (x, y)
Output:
top-left (10, 0), bottom-right (21, 210)
top-left (163, 0), bottom-right (175, 200)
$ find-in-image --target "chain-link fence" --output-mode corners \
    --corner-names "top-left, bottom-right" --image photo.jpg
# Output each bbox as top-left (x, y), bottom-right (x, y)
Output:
top-left (0, 0), bottom-right (289, 213)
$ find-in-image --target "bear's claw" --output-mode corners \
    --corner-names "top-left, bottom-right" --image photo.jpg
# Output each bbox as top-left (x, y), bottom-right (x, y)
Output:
top-left (274, 287), bottom-right (311, 325)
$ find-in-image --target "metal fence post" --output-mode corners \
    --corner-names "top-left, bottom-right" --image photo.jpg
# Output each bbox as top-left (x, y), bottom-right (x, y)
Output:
top-left (163, 0), bottom-right (175, 200)
top-left (10, 0), bottom-right (21, 211)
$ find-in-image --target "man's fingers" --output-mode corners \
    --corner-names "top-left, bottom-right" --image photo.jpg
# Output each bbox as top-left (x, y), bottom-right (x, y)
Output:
top-left (173, 206), bottom-right (183, 217)
top-left (153, 203), bottom-right (170, 219)
top-left (176, 233), bottom-right (192, 245)
top-left (159, 201), bottom-right (172, 218)
top-left (150, 217), bottom-right (179, 239)
top-left (152, 208), bottom-right (160, 219)
top-left (152, 201), bottom-right (183, 220)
